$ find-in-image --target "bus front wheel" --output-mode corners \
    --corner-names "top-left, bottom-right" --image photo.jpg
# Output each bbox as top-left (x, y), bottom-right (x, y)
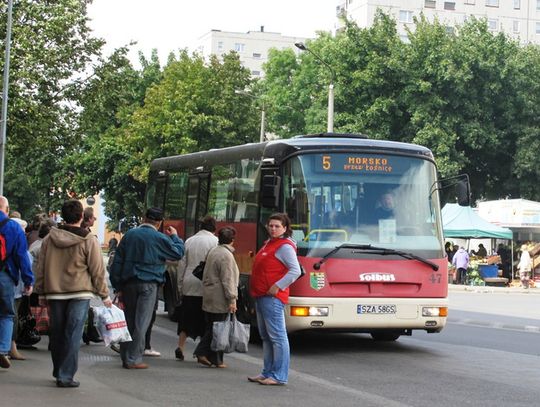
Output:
top-left (370, 330), bottom-right (401, 341)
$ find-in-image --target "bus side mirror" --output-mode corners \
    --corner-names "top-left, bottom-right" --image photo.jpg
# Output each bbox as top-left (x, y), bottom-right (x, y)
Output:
top-left (457, 179), bottom-right (471, 207)
top-left (261, 175), bottom-right (280, 208)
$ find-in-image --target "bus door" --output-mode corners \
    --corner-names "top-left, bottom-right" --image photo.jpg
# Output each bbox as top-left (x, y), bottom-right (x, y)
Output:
top-left (185, 172), bottom-right (210, 238)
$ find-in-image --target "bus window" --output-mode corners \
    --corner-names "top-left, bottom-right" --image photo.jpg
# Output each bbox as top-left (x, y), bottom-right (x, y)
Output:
top-left (185, 173), bottom-right (210, 238)
top-left (283, 154), bottom-right (443, 256)
top-left (208, 160), bottom-right (260, 223)
top-left (146, 171), bottom-right (167, 210)
top-left (164, 171), bottom-right (187, 220)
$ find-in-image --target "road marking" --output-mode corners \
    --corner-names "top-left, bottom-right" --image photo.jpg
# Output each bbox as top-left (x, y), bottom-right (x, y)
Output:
top-left (153, 325), bottom-right (412, 407)
top-left (448, 318), bottom-right (540, 334)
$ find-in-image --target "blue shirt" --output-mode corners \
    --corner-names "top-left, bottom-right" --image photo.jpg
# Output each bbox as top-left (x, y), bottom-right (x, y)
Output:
top-left (110, 224), bottom-right (184, 290)
top-left (0, 212), bottom-right (33, 286)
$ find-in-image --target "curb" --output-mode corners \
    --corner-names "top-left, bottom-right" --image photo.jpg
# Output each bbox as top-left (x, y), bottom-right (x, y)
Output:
top-left (448, 284), bottom-right (540, 295)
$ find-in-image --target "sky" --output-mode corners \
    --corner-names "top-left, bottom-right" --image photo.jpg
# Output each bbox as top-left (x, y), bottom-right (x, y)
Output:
top-left (87, 0), bottom-right (338, 64)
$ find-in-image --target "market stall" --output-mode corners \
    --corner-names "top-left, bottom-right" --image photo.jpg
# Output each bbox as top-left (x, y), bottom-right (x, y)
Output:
top-left (442, 204), bottom-right (513, 285)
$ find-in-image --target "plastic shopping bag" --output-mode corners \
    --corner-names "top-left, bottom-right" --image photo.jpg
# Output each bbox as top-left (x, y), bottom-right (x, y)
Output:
top-left (211, 314), bottom-right (250, 353)
top-left (93, 305), bottom-right (132, 346)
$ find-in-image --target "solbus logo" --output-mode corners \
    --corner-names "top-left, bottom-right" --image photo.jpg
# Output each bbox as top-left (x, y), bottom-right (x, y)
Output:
top-left (359, 273), bottom-right (396, 282)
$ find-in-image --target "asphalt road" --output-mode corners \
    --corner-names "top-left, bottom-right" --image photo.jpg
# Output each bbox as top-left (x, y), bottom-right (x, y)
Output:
top-left (2, 290), bottom-right (540, 407)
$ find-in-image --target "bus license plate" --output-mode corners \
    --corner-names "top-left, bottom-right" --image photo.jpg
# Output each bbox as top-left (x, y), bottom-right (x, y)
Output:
top-left (357, 305), bottom-right (396, 314)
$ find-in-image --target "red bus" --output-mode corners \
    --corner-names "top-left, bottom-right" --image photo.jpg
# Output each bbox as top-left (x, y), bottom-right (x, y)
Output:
top-left (147, 133), bottom-right (468, 341)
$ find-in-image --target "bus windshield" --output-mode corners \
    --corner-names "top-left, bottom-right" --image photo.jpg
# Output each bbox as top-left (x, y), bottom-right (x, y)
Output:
top-left (283, 152), bottom-right (444, 257)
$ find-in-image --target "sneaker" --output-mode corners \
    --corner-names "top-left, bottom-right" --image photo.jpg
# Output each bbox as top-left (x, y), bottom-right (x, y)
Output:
top-left (110, 344), bottom-right (120, 354)
top-left (0, 354), bottom-right (11, 369)
top-left (143, 349), bottom-right (161, 357)
top-left (175, 347), bottom-right (184, 361)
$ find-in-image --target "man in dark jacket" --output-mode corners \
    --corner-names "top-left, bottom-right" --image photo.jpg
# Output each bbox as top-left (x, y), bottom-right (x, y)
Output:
top-left (110, 207), bottom-right (184, 369)
top-left (0, 196), bottom-right (33, 369)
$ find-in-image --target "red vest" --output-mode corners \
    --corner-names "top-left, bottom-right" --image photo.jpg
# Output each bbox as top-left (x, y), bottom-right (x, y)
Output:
top-left (250, 238), bottom-right (296, 304)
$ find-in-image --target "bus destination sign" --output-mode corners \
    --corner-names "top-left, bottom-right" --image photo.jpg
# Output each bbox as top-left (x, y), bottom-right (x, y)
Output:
top-left (319, 154), bottom-right (393, 174)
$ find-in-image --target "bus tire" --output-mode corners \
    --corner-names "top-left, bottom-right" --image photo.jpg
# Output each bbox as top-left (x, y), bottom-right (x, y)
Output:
top-left (370, 330), bottom-right (401, 341)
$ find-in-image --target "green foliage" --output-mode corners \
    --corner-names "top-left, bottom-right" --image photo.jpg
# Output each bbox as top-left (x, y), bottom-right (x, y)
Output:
top-left (260, 12), bottom-right (540, 202)
top-left (3, 4), bottom-right (540, 225)
top-left (0, 0), bottom-right (103, 216)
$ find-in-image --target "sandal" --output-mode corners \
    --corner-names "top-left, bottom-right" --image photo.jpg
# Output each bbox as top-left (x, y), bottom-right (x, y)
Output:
top-left (259, 377), bottom-right (285, 386)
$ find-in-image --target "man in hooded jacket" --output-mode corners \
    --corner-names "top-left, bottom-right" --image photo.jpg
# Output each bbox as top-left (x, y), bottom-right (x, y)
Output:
top-left (35, 200), bottom-right (112, 388)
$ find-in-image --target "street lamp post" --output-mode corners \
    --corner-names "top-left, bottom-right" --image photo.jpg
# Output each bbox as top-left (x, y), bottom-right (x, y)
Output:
top-left (0, 0), bottom-right (14, 195)
top-left (235, 89), bottom-right (266, 142)
top-left (295, 42), bottom-right (335, 133)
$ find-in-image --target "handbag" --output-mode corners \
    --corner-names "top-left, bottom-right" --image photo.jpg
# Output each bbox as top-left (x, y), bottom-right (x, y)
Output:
top-left (192, 261), bottom-right (206, 280)
top-left (16, 297), bottom-right (41, 346)
top-left (211, 313), bottom-right (250, 353)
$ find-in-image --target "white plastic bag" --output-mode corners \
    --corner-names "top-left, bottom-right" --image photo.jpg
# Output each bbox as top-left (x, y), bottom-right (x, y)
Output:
top-left (211, 314), bottom-right (250, 353)
top-left (93, 304), bottom-right (132, 346)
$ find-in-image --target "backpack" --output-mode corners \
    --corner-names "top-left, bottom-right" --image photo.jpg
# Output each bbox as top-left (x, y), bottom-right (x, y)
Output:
top-left (0, 218), bottom-right (10, 270)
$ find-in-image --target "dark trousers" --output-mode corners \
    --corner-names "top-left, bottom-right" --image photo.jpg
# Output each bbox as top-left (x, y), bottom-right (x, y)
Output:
top-left (48, 299), bottom-right (90, 382)
top-left (194, 312), bottom-right (227, 366)
top-left (458, 268), bottom-right (467, 284)
top-left (120, 280), bottom-right (157, 366)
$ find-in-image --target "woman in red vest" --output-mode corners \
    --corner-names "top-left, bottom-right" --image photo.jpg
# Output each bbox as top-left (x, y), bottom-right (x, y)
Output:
top-left (248, 213), bottom-right (301, 385)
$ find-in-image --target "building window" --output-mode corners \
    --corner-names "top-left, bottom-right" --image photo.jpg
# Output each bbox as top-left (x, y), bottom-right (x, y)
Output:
top-left (217, 41), bottom-right (223, 52)
top-left (488, 19), bottom-right (498, 31)
top-left (536, 22), bottom-right (540, 34)
top-left (537, 0), bottom-right (540, 10)
top-left (485, 0), bottom-right (499, 7)
top-left (464, 0), bottom-right (475, 4)
top-left (513, 20), bottom-right (520, 33)
top-left (252, 53), bottom-right (261, 59)
top-left (513, 0), bottom-right (520, 9)
top-left (444, 1), bottom-right (455, 10)
top-left (399, 10), bottom-right (413, 24)
top-left (445, 26), bottom-right (455, 34)
top-left (234, 43), bottom-right (245, 52)
top-left (424, 0), bottom-right (436, 8)
top-left (251, 70), bottom-right (261, 76)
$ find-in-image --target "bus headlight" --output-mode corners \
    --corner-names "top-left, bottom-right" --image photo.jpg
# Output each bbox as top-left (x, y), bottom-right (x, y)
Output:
top-left (290, 306), bottom-right (329, 317)
top-left (422, 307), bottom-right (448, 317)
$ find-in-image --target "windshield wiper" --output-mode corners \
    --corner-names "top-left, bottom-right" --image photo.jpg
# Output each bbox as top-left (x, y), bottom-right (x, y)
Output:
top-left (313, 244), bottom-right (439, 271)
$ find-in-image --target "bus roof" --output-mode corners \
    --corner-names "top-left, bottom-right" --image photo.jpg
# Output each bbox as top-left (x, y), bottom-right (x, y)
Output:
top-left (150, 133), bottom-right (434, 172)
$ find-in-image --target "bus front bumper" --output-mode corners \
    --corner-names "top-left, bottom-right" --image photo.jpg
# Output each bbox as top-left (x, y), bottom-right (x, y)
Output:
top-left (285, 296), bottom-right (448, 334)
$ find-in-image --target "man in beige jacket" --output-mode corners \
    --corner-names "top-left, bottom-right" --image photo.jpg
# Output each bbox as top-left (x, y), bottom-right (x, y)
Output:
top-left (35, 200), bottom-right (112, 388)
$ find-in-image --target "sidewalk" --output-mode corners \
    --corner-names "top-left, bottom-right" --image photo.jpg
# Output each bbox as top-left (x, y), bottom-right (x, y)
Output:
top-left (448, 283), bottom-right (540, 295)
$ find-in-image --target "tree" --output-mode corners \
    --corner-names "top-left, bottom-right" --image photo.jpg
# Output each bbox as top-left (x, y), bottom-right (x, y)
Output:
top-left (121, 51), bottom-right (257, 183)
top-left (260, 12), bottom-right (540, 202)
top-left (66, 49), bottom-right (163, 228)
top-left (0, 0), bottom-right (103, 216)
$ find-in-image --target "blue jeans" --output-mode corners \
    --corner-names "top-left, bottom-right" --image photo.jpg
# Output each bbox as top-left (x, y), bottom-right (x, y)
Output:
top-left (0, 271), bottom-right (15, 354)
top-left (255, 296), bottom-right (290, 384)
top-left (48, 299), bottom-right (90, 382)
top-left (120, 280), bottom-right (157, 366)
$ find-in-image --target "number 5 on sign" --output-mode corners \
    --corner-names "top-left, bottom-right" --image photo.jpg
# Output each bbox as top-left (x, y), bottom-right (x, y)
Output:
top-left (322, 155), bottom-right (331, 170)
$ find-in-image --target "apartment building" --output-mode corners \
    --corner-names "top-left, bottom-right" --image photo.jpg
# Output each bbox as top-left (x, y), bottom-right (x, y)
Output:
top-left (195, 27), bottom-right (307, 77)
top-left (336, 0), bottom-right (540, 44)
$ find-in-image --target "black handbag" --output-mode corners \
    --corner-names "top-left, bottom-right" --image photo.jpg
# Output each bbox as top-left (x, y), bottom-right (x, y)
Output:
top-left (192, 261), bottom-right (206, 280)
top-left (16, 297), bottom-right (41, 346)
